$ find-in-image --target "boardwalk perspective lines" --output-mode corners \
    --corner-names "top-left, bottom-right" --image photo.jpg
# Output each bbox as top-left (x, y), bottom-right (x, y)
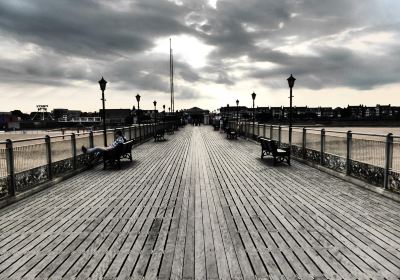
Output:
top-left (0, 125), bottom-right (400, 279)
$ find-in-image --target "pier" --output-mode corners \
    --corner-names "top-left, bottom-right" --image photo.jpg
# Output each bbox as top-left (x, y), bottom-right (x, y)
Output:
top-left (0, 125), bottom-right (400, 279)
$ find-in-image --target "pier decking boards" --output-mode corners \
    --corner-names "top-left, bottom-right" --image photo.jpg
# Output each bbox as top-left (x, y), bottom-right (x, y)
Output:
top-left (0, 126), bottom-right (400, 279)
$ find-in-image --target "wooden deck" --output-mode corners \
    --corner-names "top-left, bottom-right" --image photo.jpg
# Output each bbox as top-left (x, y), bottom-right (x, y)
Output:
top-left (0, 125), bottom-right (400, 279)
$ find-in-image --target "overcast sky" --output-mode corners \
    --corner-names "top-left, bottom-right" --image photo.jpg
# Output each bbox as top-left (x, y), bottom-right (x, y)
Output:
top-left (0, 0), bottom-right (399, 112)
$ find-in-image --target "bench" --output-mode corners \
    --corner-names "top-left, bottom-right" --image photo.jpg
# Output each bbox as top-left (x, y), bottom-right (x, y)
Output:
top-left (259, 137), bottom-right (290, 165)
top-left (103, 140), bottom-right (134, 169)
top-left (225, 128), bottom-right (238, 140)
top-left (154, 130), bottom-right (166, 142)
top-left (166, 127), bottom-right (174, 135)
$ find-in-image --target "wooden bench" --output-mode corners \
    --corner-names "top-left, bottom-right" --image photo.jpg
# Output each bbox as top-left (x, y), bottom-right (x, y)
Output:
top-left (225, 128), bottom-right (238, 140)
top-left (259, 137), bottom-right (290, 165)
top-left (166, 127), bottom-right (174, 135)
top-left (154, 130), bottom-right (166, 142)
top-left (103, 140), bottom-right (134, 169)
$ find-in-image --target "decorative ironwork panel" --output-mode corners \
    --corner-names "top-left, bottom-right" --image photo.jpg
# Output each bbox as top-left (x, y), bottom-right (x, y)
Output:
top-left (389, 171), bottom-right (400, 193)
top-left (349, 160), bottom-right (384, 187)
top-left (0, 177), bottom-right (8, 198)
top-left (323, 153), bottom-right (346, 173)
top-left (52, 159), bottom-right (73, 177)
top-left (15, 166), bottom-right (48, 192)
top-left (76, 154), bottom-right (91, 169)
top-left (305, 148), bottom-right (320, 163)
top-left (291, 145), bottom-right (303, 158)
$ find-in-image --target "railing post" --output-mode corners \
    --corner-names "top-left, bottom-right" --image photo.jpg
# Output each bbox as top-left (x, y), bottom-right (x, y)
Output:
top-left (71, 133), bottom-right (77, 170)
top-left (263, 123), bottom-right (266, 137)
top-left (346, 130), bottom-right (352, 175)
top-left (384, 133), bottom-right (393, 189)
top-left (129, 126), bottom-right (132, 141)
top-left (45, 135), bottom-right (52, 180)
top-left (5, 139), bottom-right (15, 196)
top-left (278, 125), bottom-right (281, 147)
top-left (89, 131), bottom-right (94, 148)
top-left (270, 125), bottom-right (273, 140)
top-left (320, 129), bottom-right (325, 165)
top-left (302, 127), bottom-right (306, 159)
top-left (258, 123), bottom-right (260, 137)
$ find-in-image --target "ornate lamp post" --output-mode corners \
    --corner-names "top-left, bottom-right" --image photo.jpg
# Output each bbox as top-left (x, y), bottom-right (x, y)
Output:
top-left (287, 74), bottom-right (296, 147)
top-left (226, 104), bottom-right (230, 129)
top-left (136, 94), bottom-right (141, 142)
top-left (153, 100), bottom-right (157, 133)
top-left (251, 92), bottom-right (256, 139)
top-left (236, 99), bottom-right (239, 129)
top-left (163, 104), bottom-right (166, 122)
top-left (98, 77), bottom-right (107, 146)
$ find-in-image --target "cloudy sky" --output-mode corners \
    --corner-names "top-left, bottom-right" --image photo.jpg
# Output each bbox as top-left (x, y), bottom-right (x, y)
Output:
top-left (0, 0), bottom-right (399, 113)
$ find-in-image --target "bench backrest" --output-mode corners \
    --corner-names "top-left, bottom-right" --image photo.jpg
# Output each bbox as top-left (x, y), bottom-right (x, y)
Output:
top-left (259, 138), bottom-right (271, 151)
top-left (122, 140), bottom-right (134, 153)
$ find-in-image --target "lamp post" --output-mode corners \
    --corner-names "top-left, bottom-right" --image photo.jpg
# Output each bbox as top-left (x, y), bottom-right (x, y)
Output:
top-left (98, 77), bottom-right (107, 146)
top-left (287, 74), bottom-right (296, 147)
top-left (226, 104), bottom-right (230, 129)
top-left (236, 99), bottom-right (239, 129)
top-left (136, 94), bottom-right (141, 142)
top-left (163, 104), bottom-right (166, 122)
top-left (153, 100), bottom-right (157, 133)
top-left (251, 92), bottom-right (256, 139)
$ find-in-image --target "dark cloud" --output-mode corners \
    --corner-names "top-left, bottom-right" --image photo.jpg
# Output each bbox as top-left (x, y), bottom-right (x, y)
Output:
top-left (0, 0), bottom-right (399, 100)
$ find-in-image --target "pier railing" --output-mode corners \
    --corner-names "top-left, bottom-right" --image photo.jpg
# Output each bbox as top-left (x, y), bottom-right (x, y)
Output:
top-left (0, 122), bottom-right (174, 200)
top-left (230, 121), bottom-right (400, 193)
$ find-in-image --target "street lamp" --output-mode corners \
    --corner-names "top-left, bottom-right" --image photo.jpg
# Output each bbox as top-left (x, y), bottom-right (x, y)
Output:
top-left (287, 74), bottom-right (296, 147)
top-left (136, 94), bottom-right (141, 142)
top-left (98, 77), bottom-right (107, 146)
top-left (226, 104), bottom-right (230, 129)
top-left (163, 104), bottom-right (165, 122)
top-left (251, 92), bottom-right (256, 139)
top-left (236, 99), bottom-right (239, 130)
top-left (153, 100), bottom-right (157, 133)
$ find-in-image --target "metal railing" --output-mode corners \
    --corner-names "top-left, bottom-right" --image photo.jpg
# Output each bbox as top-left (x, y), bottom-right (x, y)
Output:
top-left (228, 121), bottom-right (400, 192)
top-left (0, 121), bottom-right (175, 200)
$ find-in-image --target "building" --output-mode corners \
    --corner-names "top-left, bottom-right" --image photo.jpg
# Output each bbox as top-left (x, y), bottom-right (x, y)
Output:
top-left (99, 109), bottom-right (132, 125)
top-left (184, 107), bottom-right (210, 124)
top-left (0, 112), bottom-right (19, 130)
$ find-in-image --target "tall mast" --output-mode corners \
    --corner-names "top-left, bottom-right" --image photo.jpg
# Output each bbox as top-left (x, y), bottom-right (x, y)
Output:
top-left (170, 38), bottom-right (174, 112)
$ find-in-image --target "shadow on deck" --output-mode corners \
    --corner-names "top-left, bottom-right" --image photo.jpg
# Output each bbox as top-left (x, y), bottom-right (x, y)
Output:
top-left (0, 125), bottom-right (400, 279)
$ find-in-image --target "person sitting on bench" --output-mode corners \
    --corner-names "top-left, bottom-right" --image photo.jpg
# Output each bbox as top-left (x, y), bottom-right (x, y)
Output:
top-left (81, 130), bottom-right (126, 161)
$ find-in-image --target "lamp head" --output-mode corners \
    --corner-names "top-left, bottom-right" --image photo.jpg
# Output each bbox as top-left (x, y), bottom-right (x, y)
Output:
top-left (287, 74), bottom-right (296, 88)
top-left (98, 77), bottom-right (107, 91)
